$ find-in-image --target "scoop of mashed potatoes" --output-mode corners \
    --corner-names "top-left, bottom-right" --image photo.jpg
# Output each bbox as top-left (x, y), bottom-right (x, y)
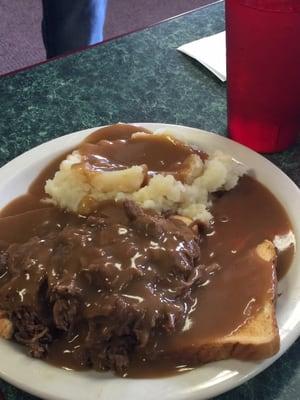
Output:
top-left (45, 131), bottom-right (246, 223)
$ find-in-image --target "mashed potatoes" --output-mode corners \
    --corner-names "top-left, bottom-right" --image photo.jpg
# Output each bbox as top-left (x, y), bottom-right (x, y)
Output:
top-left (45, 130), bottom-right (246, 223)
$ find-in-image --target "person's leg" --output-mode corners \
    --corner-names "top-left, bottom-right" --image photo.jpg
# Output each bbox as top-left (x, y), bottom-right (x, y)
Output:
top-left (42, 0), bottom-right (107, 59)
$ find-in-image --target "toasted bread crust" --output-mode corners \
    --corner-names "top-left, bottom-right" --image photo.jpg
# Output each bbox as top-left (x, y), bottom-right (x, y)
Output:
top-left (0, 317), bottom-right (13, 339)
top-left (162, 241), bottom-right (279, 365)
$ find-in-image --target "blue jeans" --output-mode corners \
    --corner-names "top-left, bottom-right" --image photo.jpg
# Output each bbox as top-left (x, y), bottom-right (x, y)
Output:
top-left (42, 0), bottom-right (107, 58)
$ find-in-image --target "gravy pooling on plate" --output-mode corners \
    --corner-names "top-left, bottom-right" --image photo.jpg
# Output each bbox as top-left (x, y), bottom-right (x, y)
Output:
top-left (0, 125), bottom-right (295, 377)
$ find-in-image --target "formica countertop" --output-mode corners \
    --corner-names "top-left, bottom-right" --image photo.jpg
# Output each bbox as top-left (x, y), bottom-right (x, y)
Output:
top-left (0, 1), bottom-right (299, 399)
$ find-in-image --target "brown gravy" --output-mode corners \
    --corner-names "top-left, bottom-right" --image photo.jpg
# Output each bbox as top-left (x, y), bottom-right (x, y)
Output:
top-left (0, 124), bottom-right (295, 377)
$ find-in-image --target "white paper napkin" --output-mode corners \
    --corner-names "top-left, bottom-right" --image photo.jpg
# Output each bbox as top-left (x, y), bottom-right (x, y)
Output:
top-left (177, 31), bottom-right (226, 81)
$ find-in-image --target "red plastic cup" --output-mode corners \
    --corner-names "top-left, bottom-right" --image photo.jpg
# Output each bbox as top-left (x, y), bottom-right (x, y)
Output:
top-left (225, 0), bottom-right (300, 153)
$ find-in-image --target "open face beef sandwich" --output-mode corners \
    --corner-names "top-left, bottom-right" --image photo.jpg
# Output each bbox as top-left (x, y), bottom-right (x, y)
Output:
top-left (0, 124), bottom-right (286, 377)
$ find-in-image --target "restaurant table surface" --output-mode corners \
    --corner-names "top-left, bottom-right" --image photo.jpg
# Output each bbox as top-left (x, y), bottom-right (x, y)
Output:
top-left (0, 1), bottom-right (299, 399)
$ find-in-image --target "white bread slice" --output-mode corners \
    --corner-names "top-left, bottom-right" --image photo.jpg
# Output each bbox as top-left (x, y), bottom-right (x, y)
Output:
top-left (0, 312), bottom-right (13, 339)
top-left (190, 301), bottom-right (279, 363)
top-left (165, 240), bottom-right (279, 364)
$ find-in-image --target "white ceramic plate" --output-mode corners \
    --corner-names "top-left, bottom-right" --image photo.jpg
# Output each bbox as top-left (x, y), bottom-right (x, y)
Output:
top-left (0, 123), bottom-right (299, 400)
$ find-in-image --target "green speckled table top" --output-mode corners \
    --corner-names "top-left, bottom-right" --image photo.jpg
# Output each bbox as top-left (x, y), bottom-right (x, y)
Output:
top-left (0, 1), bottom-right (299, 399)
